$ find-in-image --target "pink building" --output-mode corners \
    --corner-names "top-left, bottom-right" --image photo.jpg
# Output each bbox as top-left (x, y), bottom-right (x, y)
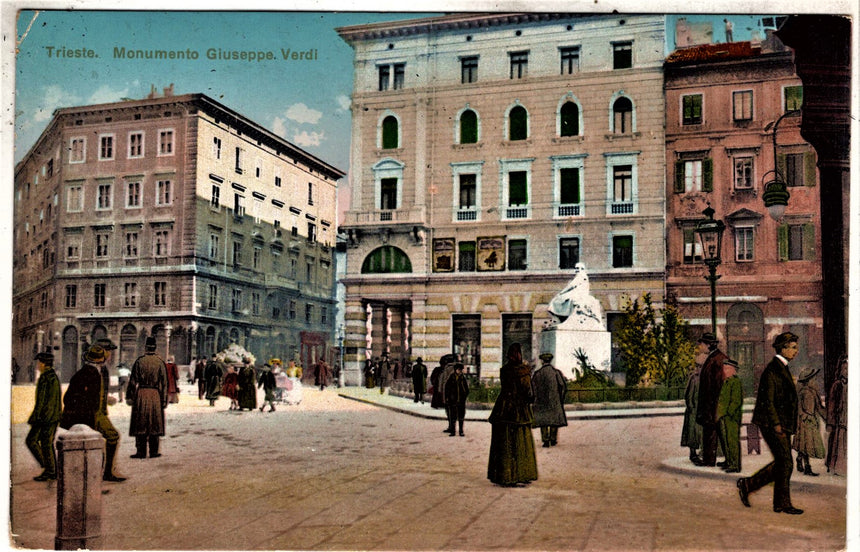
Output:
top-left (664, 34), bottom-right (823, 394)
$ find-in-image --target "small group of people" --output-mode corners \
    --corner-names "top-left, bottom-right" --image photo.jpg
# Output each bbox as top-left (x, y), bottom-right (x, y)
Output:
top-left (26, 335), bottom-right (169, 483)
top-left (220, 358), bottom-right (258, 411)
top-left (427, 354), bottom-right (470, 437)
top-left (682, 330), bottom-right (849, 516)
top-left (363, 353), bottom-right (411, 394)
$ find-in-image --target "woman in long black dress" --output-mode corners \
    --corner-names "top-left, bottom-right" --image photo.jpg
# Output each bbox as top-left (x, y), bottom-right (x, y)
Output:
top-left (487, 343), bottom-right (538, 486)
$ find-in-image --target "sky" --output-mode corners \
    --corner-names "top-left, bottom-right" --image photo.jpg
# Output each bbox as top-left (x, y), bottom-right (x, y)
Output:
top-left (11, 10), bottom-right (783, 174)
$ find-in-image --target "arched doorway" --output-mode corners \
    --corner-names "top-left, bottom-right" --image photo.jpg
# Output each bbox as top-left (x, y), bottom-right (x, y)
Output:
top-left (90, 324), bottom-right (107, 346)
top-left (61, 326), bottom-right (79, 383)
top-left (726, 303), bottom-right (764, 396)
top-left (120, 324), bottom-right (137, 366)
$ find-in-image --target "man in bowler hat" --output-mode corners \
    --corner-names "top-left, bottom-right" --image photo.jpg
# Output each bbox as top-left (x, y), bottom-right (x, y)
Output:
top-left (737, 332), bottom-right (803, 514)
top-left (696, 332), bottom-right (727, 466)
top-left (26, 348), bottom-right (61, 481)
top-left (60, 343), bottom-right (127, 482)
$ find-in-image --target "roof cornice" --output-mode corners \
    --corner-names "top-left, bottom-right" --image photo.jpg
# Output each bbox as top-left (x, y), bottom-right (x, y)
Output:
top-left (336, 12), bottom-right (586, 43)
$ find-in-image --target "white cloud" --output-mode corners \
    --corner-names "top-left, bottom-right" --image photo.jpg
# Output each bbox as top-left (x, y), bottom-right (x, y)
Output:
top-left (33, 85), bottom-right (79, 123)
top-left (292, 130), bottom-right (325, 147)
top-left (271, 117), bottom-right (288, 139)
top-left (284, 103), bottom-right (322, 125)
top-left (87, 85), bottom-right (130, 106)
top-left (336, 94), bottom-right (351, 112)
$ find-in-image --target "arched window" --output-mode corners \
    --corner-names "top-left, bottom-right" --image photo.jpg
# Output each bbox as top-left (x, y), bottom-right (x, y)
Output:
top-left (381, 116), bottom-right (399, 149)
top-left (459, 109), bottom-right (478, 144)
top-left (613, 97), bottom-right (633, 134)
top-left (361, 246), bottom-right (413, 274)
top-left (560, 101), bottom-right (580, 136)
top-left (509, 105), bottom-right (528, 141)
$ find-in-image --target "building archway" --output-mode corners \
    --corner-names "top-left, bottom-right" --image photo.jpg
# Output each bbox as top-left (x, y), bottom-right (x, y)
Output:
top-left (726, 302), bottom-right (764, 395)
top-left (361, 246), bottom-right (412, 274)
top-left (61, 326), bottom-right (79, 383)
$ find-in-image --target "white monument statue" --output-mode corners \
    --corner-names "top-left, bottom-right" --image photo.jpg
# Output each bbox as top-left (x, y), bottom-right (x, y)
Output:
top-left (547, 263), bottom-right (605, 329)
top-left (540, 263), bottom-right (612, 379)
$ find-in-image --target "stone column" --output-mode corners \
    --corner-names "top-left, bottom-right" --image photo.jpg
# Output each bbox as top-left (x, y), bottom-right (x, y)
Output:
top-left (55, 425), bottom-right (104, 550)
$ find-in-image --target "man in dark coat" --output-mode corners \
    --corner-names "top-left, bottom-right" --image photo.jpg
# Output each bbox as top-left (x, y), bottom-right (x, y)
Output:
top-left (193, 356), bottom-right (207, 400)
top-left (737, 332), bottom-right (803, 514)
top-left (444, 363), bottom-right (470, 436)
top-left (60, 344), bottom-right (126, 482)
top-left (695, 332), bottom-right (727, 466)
top-left (531, 352), bottom-right (568, 447)
top-left (26, 349), bottom-right (61, 481)
top-left (204, 355), bottom-right (222, 406)
top-left (237, 358), bottom-right (257, 411)
top-left (128, 337), bottom-right (168, 459)
top-left (411, 357), bottom-right (428, 403)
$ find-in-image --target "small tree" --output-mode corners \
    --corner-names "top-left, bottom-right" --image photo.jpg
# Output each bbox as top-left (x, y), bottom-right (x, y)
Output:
top-left (616, 294), bottom-right (658, 387)
top-left (615, 293), bottom-right (695, 387)
top-left (651, 301), bottom-right (696, 387)
top-left (573, 348), bottom-right (616, 387)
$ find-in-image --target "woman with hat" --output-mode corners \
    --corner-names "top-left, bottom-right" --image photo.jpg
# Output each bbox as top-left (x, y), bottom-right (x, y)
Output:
top-left (531, 352), bottom-right (568, 448)
top-left (792, 366), bottom-right (826, 476)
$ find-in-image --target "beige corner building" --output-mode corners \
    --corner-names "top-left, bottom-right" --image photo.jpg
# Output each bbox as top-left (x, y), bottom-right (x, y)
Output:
top-left (337, 13), bottom-right (667, 383)
top-left (13, 90), bottom-right (344, 382)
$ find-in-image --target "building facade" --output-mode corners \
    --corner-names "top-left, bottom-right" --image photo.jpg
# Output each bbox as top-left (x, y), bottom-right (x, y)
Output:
top-left (664, 34), bottom-right (823, 394)
top-left (13, 90), bottom-right (344, 382)
top-left (337, 13), bottom-right (668, 383)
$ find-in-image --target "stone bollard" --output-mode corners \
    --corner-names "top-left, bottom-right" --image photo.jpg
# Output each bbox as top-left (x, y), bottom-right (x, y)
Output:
top-left (55, 425), bottom-right (104, 550)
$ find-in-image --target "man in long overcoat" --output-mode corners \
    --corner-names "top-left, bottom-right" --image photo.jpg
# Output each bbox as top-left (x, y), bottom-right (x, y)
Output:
top-left (716, 359), bottom-right (743, 473)
top-left (444, 363), bottom-right (470, 436)
top-left (737, 332), bottom-right (803, 514)
top-left (696, 332), bottom-right (727, 466)
top-left (204, 355), bottom-right (222, 406)
top-left (681, 363), bottom-right (703, 465)
top-left (531, 352), bottom-right (568, 447)
top-left (237, 358), bottom-right (257, 411)
top-left (411, 357), bottom-right (428, 403)
top-left (128, 337), bottom-right (168, 459)
top-left (26, 349), bottom-right (61, 481)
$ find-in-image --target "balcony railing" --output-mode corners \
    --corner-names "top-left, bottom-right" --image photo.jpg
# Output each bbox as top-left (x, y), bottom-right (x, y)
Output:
top-left (456, 209), bottom-right (477, 221)
top-left (342, 206), bottom-right (426, 227)
top-left (505, 206), bottom-right (529, 219)
top-left (557, 204), bottom-right (581, 217)
top-left (610, 202), bottom-right (634, 215)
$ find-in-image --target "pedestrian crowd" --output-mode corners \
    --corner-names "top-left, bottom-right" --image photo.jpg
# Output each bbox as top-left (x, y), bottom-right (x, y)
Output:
top-left (26, 338), bottom-right (338, 484)
top-left (680, 330), bottom-right (848, 516)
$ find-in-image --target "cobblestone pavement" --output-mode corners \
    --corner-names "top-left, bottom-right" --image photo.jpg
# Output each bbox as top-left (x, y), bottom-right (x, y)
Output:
top-left (6, 383), bottom-right (849, 551)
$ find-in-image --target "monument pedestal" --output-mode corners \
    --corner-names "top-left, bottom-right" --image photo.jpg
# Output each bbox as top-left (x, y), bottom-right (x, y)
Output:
top-left (540, 326), bottom-right (612, 381)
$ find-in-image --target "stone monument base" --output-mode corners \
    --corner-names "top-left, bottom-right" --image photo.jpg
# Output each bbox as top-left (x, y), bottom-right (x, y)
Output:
top-left (540, 326), bottom-right (612, 380)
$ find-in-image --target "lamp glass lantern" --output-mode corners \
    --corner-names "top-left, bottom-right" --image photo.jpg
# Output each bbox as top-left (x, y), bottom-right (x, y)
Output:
top-left (695, 206), bottom-right (726, 266)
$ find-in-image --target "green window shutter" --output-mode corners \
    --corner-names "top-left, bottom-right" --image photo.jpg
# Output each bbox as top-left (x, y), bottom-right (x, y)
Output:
top-left (777, 224), bottom-right (789, 262)
top-left (702, 158), bottom-right (714, 192)
top-left (804, 151), bottom-right (817, 187)
top-left (560, 168), bottom-right (580, 203)
top-left (382, 116), bottom-right (398, 149)
top-left (803, 223), bottom-right (816, 260)
top-left (674, 160), bottom-right (685, 193)
top-left (509, 171), bottom-right (527, 205)
top-left (776, 153), bottom-right (787, 180)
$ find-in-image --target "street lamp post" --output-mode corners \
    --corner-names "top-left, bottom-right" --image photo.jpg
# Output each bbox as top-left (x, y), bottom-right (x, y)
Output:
top-left (695, 206), bottom-right (726, 334)
top-left (762, 109), bottom-right (801, 221)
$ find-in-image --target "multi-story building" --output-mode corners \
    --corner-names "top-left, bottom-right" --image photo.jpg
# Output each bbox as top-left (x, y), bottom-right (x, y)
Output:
top-left (664, 33), bottom-right (823, 394)
top-left (337, 13), bottom-right (668, 383)
top-left (13, 89), bottom-right (344, 382)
